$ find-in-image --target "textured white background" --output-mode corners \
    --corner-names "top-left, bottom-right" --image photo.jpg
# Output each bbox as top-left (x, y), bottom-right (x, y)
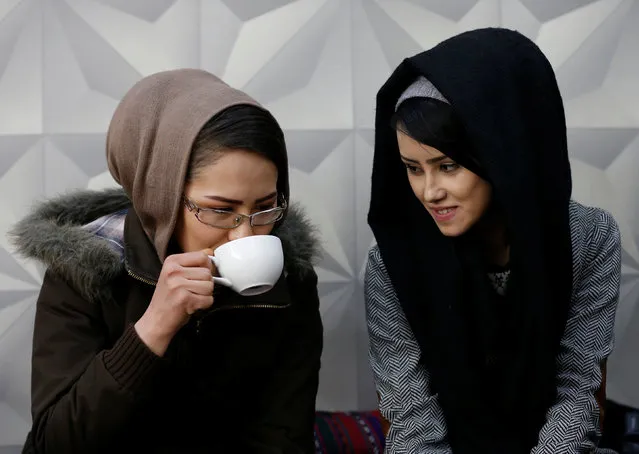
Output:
top-left (0, 0), bottom-right (638, 449)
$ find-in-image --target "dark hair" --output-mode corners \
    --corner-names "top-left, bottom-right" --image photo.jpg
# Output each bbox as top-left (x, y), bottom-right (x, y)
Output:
top-left (393, 97), bottom-right (483, 177)
top-left (186, 104), bottom-right (287, 182)
top-left (393, 97), bottom-right (466, 151)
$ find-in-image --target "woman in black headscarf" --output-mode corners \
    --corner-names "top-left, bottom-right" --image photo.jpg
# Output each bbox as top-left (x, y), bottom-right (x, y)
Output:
top-left (365, 28), bottom-right (621, 454)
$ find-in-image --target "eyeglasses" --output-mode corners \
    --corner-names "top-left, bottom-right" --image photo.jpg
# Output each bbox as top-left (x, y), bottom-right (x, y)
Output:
top-left (183, 196), bottom-right (287, 229)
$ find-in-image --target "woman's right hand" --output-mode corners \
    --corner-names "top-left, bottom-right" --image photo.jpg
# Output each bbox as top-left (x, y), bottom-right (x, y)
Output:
top-left (134, 250), bottom-right (214, 356)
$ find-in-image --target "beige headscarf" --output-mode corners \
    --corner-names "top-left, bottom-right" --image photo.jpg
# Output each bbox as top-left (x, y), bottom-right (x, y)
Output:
top-left (106, 69), bottom-right (264, 262)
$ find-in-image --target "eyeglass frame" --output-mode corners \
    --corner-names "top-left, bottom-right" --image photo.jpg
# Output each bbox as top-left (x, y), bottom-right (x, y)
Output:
top-left (183, 195), bottom-right (287, 229)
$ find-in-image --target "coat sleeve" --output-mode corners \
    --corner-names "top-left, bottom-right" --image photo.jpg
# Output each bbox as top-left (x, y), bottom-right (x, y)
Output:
top-left (365, 246), bottom-right (452, 454)
top-left (532, 210), bottom-right (621, 454)
top-left (242, 269), bottom-right (324, 454)
top-left (25, 270), bottom-right (165, 454)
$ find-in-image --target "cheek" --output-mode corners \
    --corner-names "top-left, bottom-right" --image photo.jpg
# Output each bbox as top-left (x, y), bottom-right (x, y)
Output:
top-left (257, 224), bottom-right (275, 235)
top-left (448, 173), bottom-right (491, 219)
top-left (407, 175), bottom-right (423, 200)
top-left (177, 212), bottom-right (228, 252)
top-left (465, 180), bottom-right (492, 218)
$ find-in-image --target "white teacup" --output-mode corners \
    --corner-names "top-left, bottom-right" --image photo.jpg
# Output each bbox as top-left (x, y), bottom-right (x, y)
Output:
top-left (208, 235), bottom-right (284, 296)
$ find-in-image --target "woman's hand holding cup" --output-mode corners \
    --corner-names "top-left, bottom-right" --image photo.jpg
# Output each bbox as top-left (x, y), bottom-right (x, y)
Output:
top-left (134, 249), bottom-right (214, 356)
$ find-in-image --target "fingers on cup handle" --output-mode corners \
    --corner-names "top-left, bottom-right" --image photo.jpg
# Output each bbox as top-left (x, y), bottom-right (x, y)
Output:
top-left (173, 250), bottom-right (213, 268)
top-left (188, 279), bottom-right (214, 296)
top-left (200, 249), bottom-right (214, 272)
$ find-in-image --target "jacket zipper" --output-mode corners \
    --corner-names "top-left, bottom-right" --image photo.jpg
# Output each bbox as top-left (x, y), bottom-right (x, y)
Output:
top-left (126, 268), bottom-right (157, 286)
top-left (126, 268), bottom-right (290, 335)
top-left (195, 302), bottom-right (291, 334)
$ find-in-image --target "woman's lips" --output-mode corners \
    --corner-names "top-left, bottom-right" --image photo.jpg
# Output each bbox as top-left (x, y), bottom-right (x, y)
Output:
top-left (430, 206), bottom-right (457, 222)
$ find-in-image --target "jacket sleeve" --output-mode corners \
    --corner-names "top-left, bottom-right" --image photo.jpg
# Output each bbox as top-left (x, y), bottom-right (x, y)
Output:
top-left (26, 270), bottom-right (165, 454)
top-left (243, 269), bottom-right (324, 454)
top-left (532, 210), bottom-right (621, 454)
top-left (365, 246), bottom-right (452, 454)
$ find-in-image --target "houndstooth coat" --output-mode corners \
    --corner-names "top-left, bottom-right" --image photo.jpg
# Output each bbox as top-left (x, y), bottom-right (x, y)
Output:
top-left (366, 200), bottom-right (621, 454)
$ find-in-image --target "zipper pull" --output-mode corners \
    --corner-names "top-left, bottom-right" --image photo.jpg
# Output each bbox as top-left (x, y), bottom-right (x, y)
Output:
top-left (196, 318), bottom-right (202, 336)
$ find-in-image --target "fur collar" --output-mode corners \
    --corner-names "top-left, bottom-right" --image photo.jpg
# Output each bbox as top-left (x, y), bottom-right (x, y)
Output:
top-left (9, 188), bottom-right (320, 303)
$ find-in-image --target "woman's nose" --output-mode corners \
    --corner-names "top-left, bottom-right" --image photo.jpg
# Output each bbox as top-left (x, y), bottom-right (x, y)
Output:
top-left (423, 178), bottom-right (446, 203)
top-left (228, 217), bottom-right (255, 241)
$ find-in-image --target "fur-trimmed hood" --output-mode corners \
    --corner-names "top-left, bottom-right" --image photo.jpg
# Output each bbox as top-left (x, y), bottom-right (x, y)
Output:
top-left (9, 188), bottom-right (320, 304)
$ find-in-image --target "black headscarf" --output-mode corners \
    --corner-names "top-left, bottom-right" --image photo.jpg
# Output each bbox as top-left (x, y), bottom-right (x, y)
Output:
top-left (368, 28), bottom-right (573, 453)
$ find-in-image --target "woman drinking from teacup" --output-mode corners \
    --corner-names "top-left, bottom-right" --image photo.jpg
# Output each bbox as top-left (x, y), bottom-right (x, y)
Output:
top-left (11, 69), bottom-right (323, 453)
top-left (365, 28), bottom-right (621, 453)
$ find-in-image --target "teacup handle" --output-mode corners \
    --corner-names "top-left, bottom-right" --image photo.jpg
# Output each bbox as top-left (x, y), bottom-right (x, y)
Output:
top-left (208, 255), bottom-right (232, 287)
